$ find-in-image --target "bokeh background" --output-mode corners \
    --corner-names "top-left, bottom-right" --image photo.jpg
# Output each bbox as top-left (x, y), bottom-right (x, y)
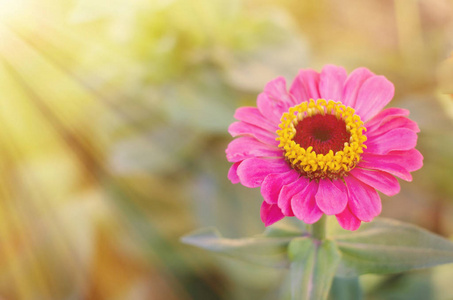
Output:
top-left (1, 0), bottom-right (453, 299)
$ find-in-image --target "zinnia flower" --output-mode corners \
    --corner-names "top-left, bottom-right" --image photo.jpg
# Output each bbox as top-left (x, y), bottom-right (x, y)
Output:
top-left (226, 65), bottom-right (423, 230)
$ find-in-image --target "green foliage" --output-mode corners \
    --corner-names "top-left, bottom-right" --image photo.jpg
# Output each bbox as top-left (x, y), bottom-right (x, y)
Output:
top-left (288, 238), bottom-right (341, 300)
top-left (332, 218), bottom-right (453, 277)
top-left (363, 271), bottom-right (433, 300)
top-left (181, 225), bottom-right (301, 268)
top-left (329, 277), bottom-right (362, 300)
top-left (183, 217), bottom-right (453, 299)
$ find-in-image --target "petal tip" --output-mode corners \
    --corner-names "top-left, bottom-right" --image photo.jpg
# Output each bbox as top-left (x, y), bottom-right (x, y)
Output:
top-left (261, 202), bottom-right (285, 226)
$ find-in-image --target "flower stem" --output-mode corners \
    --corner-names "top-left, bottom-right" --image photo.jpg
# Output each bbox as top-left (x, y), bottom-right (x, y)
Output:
top-left (311, 215), bottom-right (326, 240)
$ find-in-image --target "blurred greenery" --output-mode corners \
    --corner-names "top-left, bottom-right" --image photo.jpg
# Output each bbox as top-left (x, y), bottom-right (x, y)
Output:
top-left (1, 0), bottom-right (453, 299)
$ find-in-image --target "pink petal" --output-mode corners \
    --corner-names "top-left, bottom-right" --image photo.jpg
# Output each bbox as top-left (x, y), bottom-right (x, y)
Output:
top-left (264, 77), bottom-right (296, 104)
top-left (365, 107), bottom-right (410, 128)
top-left (234, 107), bottom-right (276, 132)
top-left (260, 202), bottom-right (285, 226)
top-left (278, 176), bottom-right (310, 216)
top-left (261, 170), bottom-right (300, 204)
top-left (344, 176), bottom-right (382, 222)
top-left (319, 65), bottom-right (347, 102)
top-left (335, 205), bottom-right (362, 231)
top-left (349, 168), bottom-right (400, 197)
top-left (358, 158), bottom-right (412, 182)
top-left (289, 69), bottom-right (321, 102)
top-left (237, 157), bottom-right (290, 188)
top-left (359, 150), bottom-right (422, 177)
top-left (228, 121), bottom-right (278, 146)
top-left (366, 128), bottom-right (418, 155)
top-left (381, 149), bottom-right (423, 172)
top-left (257, 93), bottom-right (292, 125)
top-left (367, 116), bottom-right (420, 138)
top-left (342, 67), bottom-right (374, 108)
top-left (291, 180), bottom-right (323, 223)
top-left (228, 162), bottom-right (241, 184)
top-left (226, 137), bottom-right (281, 162)
top-left (315, 179), bottom-right (348, 215)
top-left (354, 75), bottom-right (395, 122)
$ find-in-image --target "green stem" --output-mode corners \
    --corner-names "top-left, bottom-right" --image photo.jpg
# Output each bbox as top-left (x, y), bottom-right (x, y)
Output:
top-left (311, 215), bottom-right (327, 240)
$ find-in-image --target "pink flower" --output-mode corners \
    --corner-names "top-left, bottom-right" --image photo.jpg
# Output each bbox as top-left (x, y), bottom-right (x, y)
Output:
top-left (226, 65), bottom-right (423, 230)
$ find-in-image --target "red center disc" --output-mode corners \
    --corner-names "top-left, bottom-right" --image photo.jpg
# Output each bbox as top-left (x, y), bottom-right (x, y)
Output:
top-left (293, 114), bottom-right (350, 155)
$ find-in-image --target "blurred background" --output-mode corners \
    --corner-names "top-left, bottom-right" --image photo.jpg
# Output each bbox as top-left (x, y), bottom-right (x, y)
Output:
top-left (1, 0), bottom-right (453, 299)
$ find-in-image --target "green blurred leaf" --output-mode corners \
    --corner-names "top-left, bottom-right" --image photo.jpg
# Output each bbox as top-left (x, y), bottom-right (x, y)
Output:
top-left (332, 218), bottom-right (453, 277)
top-left (181, 227), bottom-right (298, 267)
top-left (328, 277), bottom-right (362, 300)
top-left (262, 217), bottom-right (307, 238)
top-left (364, 272), bottom-right (432, 300)
top-left (225, 37), bottom-right (309, 92)
top-left (288, 238), bottom-right (341, 300)
top-left (160, 69), bottom-right (236, 133)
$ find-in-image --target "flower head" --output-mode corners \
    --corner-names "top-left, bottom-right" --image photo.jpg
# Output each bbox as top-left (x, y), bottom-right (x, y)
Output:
top-left (226, 65), bottom-right (423, 230)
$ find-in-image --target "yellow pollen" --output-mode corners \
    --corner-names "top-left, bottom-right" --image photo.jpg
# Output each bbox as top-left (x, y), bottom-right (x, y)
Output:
top-left (276, 99), bottom-right (367, 180)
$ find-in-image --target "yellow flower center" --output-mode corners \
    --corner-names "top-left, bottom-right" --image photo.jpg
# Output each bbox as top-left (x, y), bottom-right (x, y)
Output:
top-left (276, 99), bottom-right (367, 180)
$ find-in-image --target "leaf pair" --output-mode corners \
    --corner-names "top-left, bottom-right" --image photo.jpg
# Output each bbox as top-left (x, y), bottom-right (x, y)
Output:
top-left (333, 219), bottom-right (453, 276)
top-left (288, 238), bottom-right (340, 300)
top-left (182, 218), bottom-right (453, 300)
top-left (181, 220), bottom-right (305, 268)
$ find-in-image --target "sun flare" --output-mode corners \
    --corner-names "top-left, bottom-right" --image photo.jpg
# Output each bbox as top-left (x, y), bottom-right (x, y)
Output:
top-left (0, 0), bottom-right (27, 20)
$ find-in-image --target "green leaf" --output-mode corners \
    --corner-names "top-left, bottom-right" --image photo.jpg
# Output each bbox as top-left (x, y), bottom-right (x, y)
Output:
top-left (365, 272), bottom-right (433, 300)
top-left (332, 218), bottom-right (453, 277)
top-left (181, 226), bottom-right (300, 267)
top-left (328, 277), bottom-right (362, 300)
top-left (288, 238), bottom-right (341, 300)
top-left (263, 217), bottom-right (307, 238)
